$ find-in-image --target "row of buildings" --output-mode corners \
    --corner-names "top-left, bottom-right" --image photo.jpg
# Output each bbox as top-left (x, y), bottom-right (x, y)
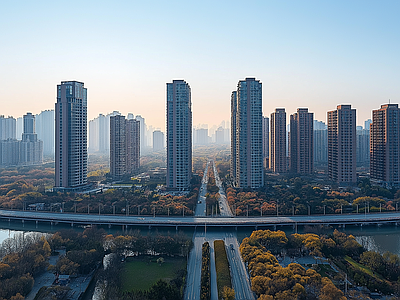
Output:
top-left (0, 113), bottom-right (43, 166)
top-left (3, 79), bottom-right (397, 192)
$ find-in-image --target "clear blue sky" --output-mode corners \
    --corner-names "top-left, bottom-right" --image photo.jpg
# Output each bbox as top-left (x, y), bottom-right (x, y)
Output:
top-left (0, 0), bottom-right (399, 129)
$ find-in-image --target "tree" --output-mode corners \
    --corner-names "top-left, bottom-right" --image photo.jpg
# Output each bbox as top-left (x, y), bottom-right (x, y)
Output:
top-left (221, 286), bottom-right (235, 300)
top-left (319, 281), bottom-right (346, 300)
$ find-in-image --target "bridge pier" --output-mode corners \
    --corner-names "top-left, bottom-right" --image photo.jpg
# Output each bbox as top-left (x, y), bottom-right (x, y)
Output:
top-left (108, 224), bottom-right (111, 229)
top-left (176, 225), bottom-right (178, 231)
top-left (22, 219), bottom-right (24, 228)
top-left (343, 224), bottom-right (345, 229)
top-left (255, 225), bottom-right (258, 230)
top-left (71, 222), bottom-right (74, 227)
top-left (36, 220), bottom-right (38, 228)
top-left (273, 225), bottom-right (276, 231)
top-left (148, 225), bottom-right (151, 230)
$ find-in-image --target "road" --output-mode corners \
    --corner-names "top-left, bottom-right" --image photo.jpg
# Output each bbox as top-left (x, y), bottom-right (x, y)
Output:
top-left (195, 161), bottom-right (209, 217)
top-left (185, 232), bottom-right (203, 300)
top-left (225, 233), bottom-right (254, 300)
top-left (212, 160), bottom-right (233, 217)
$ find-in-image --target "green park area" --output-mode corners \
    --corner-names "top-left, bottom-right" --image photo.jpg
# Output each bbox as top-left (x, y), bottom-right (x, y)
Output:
top-left (121, 256), bottom-right (186, 292)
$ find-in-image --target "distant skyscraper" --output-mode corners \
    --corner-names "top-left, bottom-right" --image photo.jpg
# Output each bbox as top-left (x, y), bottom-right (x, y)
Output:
top-left (153, 130), bottom-right (165, 151)
top-left (166, 80), bottom-right (192, 191)
top-left (365, 119), bottom-right (372, 131)
top-left (89, 113), bottom-right (108, 153)
top-left (270, 108), bottom-right (287, 173)
top-left (195, 128), bottom-right (209, 145)
top-left (215, 127), bottom-right (224, 144)
top-left (289, 108), bottom-right (313, 174)
top-left (136, 115), bottom-right (147, 153)
top-left (35, 110), bottom-right (55, 156)
top-left (0, 116), bottom-right (16, 140)
top-left (327, 105), bottom-right (356, 184)
top-left (20, 112), bottom-right (43, 165)
top-left (370, 104), bottom-right (400, 188)
top-left (231, 78), bottom-right (263, 188)
top-left (55, 81), bottom-right (88, 191)
top-left (262, 116), bottom-right (269, 168)
top-left (313, 121), bottom-right (328, 165)
top-left (356, 125), bottom-right (370, 168)
top-left (16, 117), bottom-right (23, 140)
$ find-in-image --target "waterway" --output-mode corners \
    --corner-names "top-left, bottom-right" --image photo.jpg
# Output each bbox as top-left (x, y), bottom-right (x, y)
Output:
top-left (1, 221), bottom-right (400, 256)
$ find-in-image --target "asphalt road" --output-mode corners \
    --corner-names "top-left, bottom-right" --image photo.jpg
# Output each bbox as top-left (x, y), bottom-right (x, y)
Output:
top-left (212, 160), bottom-right (233, 217)
top-left (184, 232), bottom-right (204, 300)
top-left (225, 233), bottom-right (255, 300)
top-left (195, 161), bottom-right (209, 217)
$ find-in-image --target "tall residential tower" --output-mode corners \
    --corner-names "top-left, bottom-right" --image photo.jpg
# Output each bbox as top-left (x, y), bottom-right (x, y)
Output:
top-left (327, 105), bottom-right (356, 184)
top-left (55, 81), bottom-right (88, 191)
top-left (370, 104), bottom-right (400, 188)
top-left (231, 78), bottom-right (263, 188)
top-left (270, 108), bottom-right (287, 173)
top-left (289, 108), bottom-right (314, 174)
top-left (166, 80), bottom-right (192, 191)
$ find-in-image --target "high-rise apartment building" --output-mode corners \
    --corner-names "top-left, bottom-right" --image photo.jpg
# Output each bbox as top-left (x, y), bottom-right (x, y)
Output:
top-left (0, 116), bottom-right (16, 140)
top-left (262, 116), bottom-right (269, 168)
top-left (370, 104), bottom-right (400, 188)
top-left (356, 125), bottom-right (370, 167)
top-left (313, 120), bottom-right (328, 166)
top-left (153, 130), bottom-right (164, 152)
top-left (327, 105), bottom-right (356, 184)
top-left (55, 81), bottom-right (88, 191)
top-left (270, 108), bottom-right (287, 173)
top-left (20, 112), bottom-right (43, 165)
top-left (230, 91), bottom-right (237, 181)
top-left (110, 115), bottom-right (140, 179)
top-left (195, 128), bottom-right (209, 145)
top-left (289, 108), bottom-right (313, 174)
top-left (166, 80), bottom-right (192, 191)
top-left (231, 78), bottom-right (263, 188)
top-left (88, 113), bottom-right (108, 154)
top-left (136, 115), bottom-right (147, 154)
top-left (35, 110), bottom-right (55, 156)
top-left (125, 118), bottom-right (140, 173)
top-left (215, 127), bottom-right (224, 144)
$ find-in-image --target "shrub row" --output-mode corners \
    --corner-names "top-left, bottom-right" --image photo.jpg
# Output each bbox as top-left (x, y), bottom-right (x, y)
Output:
top-left (200, 242), bottom-right (211, 300)
top-left (214, 240), bottom-right (232, 299)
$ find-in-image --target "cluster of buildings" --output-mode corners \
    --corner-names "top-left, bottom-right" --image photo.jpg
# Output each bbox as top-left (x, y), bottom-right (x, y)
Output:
top-left (1, 78), bottom-right (399, 192)
top-left (0, 113), bottom-right (44, 166)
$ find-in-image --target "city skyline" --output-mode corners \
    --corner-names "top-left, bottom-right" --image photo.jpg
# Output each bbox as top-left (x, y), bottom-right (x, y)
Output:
top-left (1, 1), bottom-right (399, 129)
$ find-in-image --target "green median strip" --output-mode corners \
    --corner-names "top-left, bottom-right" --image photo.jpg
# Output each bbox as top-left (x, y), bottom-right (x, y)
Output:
top-left (214, 240), bottom-right (233, 300)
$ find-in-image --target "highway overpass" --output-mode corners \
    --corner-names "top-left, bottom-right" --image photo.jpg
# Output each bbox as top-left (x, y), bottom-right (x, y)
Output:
top-left (1, 209), bottom-right (400, 229)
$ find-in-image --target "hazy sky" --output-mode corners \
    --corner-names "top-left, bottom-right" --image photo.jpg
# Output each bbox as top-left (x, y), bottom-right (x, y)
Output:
top-left (1, 1), bottom-right (399, 129)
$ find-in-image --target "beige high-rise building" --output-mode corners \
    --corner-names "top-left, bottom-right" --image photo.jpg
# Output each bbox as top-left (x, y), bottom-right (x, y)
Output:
top-left (327, 105), bottom-right (356, 184)
top-left (110, 115), bottom-right (140, 179)
top-left (370, 104), bottom-right (400, 188)
top-left (270, 108), bottom-right (286, 173)
top-left (289, 108), bottom-right (313, 174)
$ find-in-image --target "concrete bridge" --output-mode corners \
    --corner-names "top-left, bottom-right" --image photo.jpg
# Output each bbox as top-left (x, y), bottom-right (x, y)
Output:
top-left (1, 209), bottom-right (400, 229)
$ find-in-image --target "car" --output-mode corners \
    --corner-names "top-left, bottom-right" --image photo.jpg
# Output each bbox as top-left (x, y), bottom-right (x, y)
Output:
top-left (230, 244), bottom-right (234, 250)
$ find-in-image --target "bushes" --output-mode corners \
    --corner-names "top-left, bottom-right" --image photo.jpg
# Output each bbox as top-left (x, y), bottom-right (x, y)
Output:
top-left (201, 242), bottom-right (211, 300)
top-left (213, 240), bottom-right (232, 299)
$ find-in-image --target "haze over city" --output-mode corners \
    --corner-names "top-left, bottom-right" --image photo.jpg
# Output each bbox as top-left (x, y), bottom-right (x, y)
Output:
top-left (1, 1), bottom-right (400, 129)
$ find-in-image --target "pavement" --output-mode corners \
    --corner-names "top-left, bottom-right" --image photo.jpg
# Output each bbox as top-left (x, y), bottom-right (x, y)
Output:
top-left (212, 160), bottom-right (233, 217)
top-left (185, 161), bottom-right (254, 300)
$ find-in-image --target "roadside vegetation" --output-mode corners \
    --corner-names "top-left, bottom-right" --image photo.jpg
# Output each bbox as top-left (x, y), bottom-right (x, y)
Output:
top-left (213, 240), bottom-right (232, 299)
top-left (200, 242), bottom-right (211, 300)
top-left (240, 229), bottom-right (400, 298)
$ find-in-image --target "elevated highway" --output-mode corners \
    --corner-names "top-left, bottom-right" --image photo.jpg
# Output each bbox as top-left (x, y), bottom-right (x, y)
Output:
top-left (1, 209), bottom-right (400, 228)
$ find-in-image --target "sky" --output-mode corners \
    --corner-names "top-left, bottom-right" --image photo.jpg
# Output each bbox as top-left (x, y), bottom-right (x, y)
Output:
top-left (0, 0), bottom-right (399, 130)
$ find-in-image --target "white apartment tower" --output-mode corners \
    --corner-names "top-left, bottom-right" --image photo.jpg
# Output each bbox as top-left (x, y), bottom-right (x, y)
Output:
top-left (166, 80), bottom-right (192, 191)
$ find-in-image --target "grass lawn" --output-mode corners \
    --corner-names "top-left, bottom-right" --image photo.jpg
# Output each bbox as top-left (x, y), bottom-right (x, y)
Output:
top-left (121, 256), bottom-right (186, 292)
top-left (344, 256), bottom-right (385, 281)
